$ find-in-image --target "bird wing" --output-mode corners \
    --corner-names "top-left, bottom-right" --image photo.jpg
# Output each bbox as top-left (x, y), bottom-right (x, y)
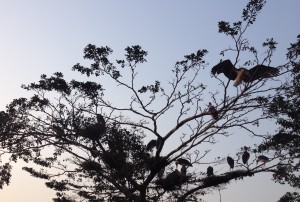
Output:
top-left (211, 59), bottom-right (237, 80)
top-left (248, 65), bottom-right (279, 81)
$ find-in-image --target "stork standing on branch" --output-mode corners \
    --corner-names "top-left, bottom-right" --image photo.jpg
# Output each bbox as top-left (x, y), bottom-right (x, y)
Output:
top-left (227, 156), bottom-right (234, 170)
top-left (211, 59), bottom-right (279, 86)
top-left (242, 146), bottom-right (250, 165)
top-left (146, 137), bottom-right (162, 152)
top-left (207, 166), bottom-right (214, 177)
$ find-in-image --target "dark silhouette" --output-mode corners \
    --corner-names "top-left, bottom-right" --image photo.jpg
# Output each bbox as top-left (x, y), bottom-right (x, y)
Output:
top-left (146, 137), bottom-right (162, 152)
top-left (180, 165), bottom-right (187, 176)
top-left (0, 1), bottom-right (297, 201)
top-left (227, 156), bottom-right (234, 170)
top-left (256, 155), bottom-right (269, 164)
top-left (146, 139), bottom-right (157, 151)
top-left (207, 166), bottom-right (214, 177)
top-left (211, 59), bottom-right (279, 86)
top-left (208, 102), bottom-right (218, 120)
top-left (242, 146), bottom-right (250, 165)
top-left (176, 158), bottom-right (193, 168)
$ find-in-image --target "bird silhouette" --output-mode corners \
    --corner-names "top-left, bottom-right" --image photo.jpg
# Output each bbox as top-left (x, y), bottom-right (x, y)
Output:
top-left (208, 102), bottom-right (218, 120)
top-left (207, 166), bottom-right (214, 177)
top-left (227, 156), bottom-right (234, 170)
top-left (146, 137), bottom-right (162, 151)
top-left (211, 59), bottom-right (279, 86)
top-left (256, 155), bottom-right (269, 164)
top-left (96, 114), bottom-right (106, 127)
top-left (242, 146), bottom-right (250, 165)
top-left (146, 139), bottom-right (157, 151)
top-left (176, 158), bottom-right (193, 168)
top-left (180, 165), bottom-right (187, 176)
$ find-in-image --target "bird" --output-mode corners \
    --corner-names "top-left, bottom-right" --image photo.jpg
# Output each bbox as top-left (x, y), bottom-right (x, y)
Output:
top-left (207, 166), bottom-right (214, 177)
top-left (180, 165), bottom-right (187, 176)
top-left (256, 155), bottom-right (269, 164)
top-left (242, 146), bottom-right (250, 165)
top-left (176, 158), bottom-right (193, 168)
top-left (227, 156), bottom-right (234, 169)
top-left (146, 137), bottom-right (162, 151)
top-left (96, 114), bottom-right (106, 127)
top-left (211, 59), bottom-right (279, 86)
top-left (96, 113), bottom-right (106, 135)
top-left (208, 102), bottom-right (218, 120)
top-left (146, 139), bottom-right (157, 151)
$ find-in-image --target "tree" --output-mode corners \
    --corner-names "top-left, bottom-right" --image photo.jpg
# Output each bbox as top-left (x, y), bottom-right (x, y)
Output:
top-left (278, 192), bottom-right (300, 202)
top-left (0, 0), bottom-right (298, 201)
top-left (258, 34), bottom-right (300, 198)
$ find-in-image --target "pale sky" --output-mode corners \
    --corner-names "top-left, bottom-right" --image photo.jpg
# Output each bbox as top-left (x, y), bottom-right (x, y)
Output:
top-left (0, 1), bottom-right (299, 201)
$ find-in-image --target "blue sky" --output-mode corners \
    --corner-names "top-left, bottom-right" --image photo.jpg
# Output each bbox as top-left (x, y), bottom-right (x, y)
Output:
top-left (0, 1), bottom-right (299, 201)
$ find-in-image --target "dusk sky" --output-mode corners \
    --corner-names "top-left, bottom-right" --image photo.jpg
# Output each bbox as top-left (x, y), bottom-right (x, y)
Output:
top-left (0, 1), bottom-right (299, 201)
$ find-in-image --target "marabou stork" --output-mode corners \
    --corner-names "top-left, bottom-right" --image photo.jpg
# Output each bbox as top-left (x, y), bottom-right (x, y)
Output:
top-left (242, 146), bottom-right (250, 165)
top-left (180, 165), bottom-right (187, 176)
top-left (211, 59), bottom-right (279, 86)
top-left (207, 166), bottom-right (214, 177)
top-left (146, 137), bottom-right (162, 151)
top-left (146, 139), bottom-right (157, 151)
top-left (227, 156), bottom-right (234, 170)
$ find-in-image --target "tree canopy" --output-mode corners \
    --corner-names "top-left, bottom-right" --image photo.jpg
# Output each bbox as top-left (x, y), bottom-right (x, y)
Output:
top-left (0, 0), bottom-right (299, 201)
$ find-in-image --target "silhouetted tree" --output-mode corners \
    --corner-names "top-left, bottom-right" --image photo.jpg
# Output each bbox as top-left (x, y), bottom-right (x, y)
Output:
top-left (258, 34), bottom-right (300, 199)
top-left (278, 192), bottom-right (300, 202)
top-left (0, 0), bottom-right (298, 201)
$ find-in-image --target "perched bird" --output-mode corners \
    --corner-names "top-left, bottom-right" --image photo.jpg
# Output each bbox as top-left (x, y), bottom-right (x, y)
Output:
top-left (242, 146), bottom-right (250, 165)
top-left (96, 114), bottom-right (106, 127)
top-left (211, 59), bottom-right (279, 86)
top-left (146, 139), bottom-right (157, 151)
top-left (256, 155), bottom-right (269, 164)
top-left (176, 158), bottom-right (193, 168)
top-left (208, 102), bottom-right (218, 120)
top-left (207, 166), bottom-right (214, 177)
top-left (227, 156), bottom-right (234, 169)
top-left (96, 113), bottom-right (106, 135)
top-left (180, 165), bottom-right (187, 176)
top-left (146, 137), bottom-right (162, 151)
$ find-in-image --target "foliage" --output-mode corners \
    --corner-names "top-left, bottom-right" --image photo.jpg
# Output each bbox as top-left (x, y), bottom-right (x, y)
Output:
top-left (278, 192), bottom-right (300, 202)
top-left (258, 35), bottom-right (300, 192)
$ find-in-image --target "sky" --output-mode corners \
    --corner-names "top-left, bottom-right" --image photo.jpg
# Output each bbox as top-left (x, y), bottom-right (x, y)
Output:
top-left (0, 0), bottom-right (299, 201)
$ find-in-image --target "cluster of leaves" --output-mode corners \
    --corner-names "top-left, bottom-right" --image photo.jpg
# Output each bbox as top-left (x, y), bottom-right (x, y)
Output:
top-left (278, 192), bottom-right (300, 202)
top-left (258, 35), bottom-right (300, 190)
top-left (218, 0), bottom-right (266, 37)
